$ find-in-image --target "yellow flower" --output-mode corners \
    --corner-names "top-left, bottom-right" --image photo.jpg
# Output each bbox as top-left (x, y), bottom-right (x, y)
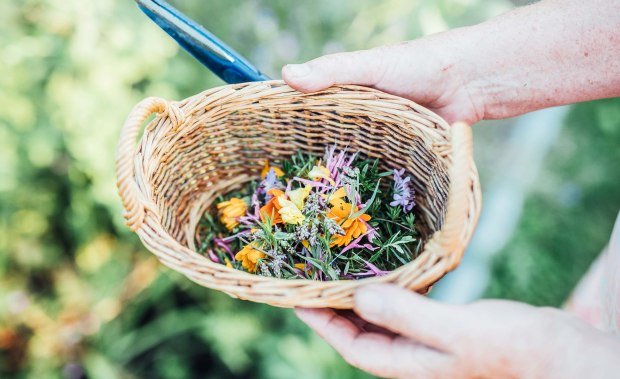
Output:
top-left (277, 196), bottom-right (305, 225)
top-left (328, 197), bottom-right (353, 220)
top-left (294, 262), bottom-right (313, 276)
top-left (216, 197), bottom-right (247, 231)
top-left (235, 244), bottom-right (265, 273)
top-left (294, 263), bottom-right (306, 270)
top-left (307, 165), bottom-right (334, 185)
top-left (224, 258), bottom-right (233, 268)
top-left (324, 186), bottom-right (347, 203)
top-left (286, 186), bottom-right (311, 210)
top-left (331, 186), bottom-right (347, 199)
top-left (261, 160), bottom-right (284, 179)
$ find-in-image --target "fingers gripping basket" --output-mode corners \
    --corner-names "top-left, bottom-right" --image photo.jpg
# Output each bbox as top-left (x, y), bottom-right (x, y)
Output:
top-left (116, 80), bottom-right (481, 308)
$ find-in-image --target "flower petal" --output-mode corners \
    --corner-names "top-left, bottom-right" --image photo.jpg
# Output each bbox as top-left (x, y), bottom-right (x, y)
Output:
top-left (308, 165), bottom-right (335, 185)
top-left (287, 186), bottom-right (311, 210)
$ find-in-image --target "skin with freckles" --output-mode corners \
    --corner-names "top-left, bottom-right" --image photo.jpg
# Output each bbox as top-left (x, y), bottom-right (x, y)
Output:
top-left (282, 0), bottom-right (620, 377)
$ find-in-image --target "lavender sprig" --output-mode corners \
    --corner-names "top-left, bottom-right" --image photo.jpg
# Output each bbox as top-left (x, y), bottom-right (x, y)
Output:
top-left (390, 168), bottom-right (415, 213)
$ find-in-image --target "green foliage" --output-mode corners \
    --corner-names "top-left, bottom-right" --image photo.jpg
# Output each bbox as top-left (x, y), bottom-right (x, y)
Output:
top-left (485, 97), bottom-right (620, 306)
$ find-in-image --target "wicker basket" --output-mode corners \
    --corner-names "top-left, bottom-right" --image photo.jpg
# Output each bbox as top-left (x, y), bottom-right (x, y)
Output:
top-left (116, 80), bottom-right (481, 308)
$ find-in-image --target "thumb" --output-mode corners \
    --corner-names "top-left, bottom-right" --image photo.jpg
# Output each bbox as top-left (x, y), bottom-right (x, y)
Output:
top-left (282, 49), bottom-right (387, 92)
top-left (354, 284), bottom-right (466, 350)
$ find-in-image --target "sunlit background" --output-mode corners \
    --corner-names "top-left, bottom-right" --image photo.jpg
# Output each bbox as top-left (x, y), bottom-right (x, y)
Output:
top-left (1, 0), bottom-right (619, 377)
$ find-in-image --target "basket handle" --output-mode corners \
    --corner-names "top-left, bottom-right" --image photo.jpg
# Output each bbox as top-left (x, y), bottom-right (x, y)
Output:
top-left (442, 121), bottom-right (475, 269)
top-left (116, 97), bottom-right (183, 231)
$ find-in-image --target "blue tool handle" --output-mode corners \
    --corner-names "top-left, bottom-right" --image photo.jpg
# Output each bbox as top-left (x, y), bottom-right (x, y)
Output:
top-left (137, 0), bottom-right (269, 84)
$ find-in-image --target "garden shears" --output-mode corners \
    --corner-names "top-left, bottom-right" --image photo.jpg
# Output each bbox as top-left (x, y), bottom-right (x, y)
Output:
top-left (135, 0), bottom-right (269, 84)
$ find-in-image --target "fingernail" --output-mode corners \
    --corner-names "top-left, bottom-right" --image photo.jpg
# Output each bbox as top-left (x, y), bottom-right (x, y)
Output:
top-left (355, 285), bottom-right (384, 316)
top-left (284, 63), bottom-right (312, 78)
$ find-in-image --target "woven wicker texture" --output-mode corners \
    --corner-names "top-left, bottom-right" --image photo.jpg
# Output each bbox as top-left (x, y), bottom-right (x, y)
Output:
top-left (116, 80), bottom-right (481, 308)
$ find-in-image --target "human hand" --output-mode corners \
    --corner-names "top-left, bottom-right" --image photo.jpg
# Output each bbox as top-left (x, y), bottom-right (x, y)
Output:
top-left (282, 38), bottom-right (484, 125)
top-left (295, 284), bottom-right (620, 379)
top-left (283, 1), bottom-right (620, 125)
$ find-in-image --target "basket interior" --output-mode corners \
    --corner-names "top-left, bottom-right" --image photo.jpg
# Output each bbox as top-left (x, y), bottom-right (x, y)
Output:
top-left (140, 96), bottom-right (451, 253)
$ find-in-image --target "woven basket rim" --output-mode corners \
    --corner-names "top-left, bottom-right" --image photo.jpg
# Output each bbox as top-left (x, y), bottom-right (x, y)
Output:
top-left (116, 80), bottom-right (482, 308)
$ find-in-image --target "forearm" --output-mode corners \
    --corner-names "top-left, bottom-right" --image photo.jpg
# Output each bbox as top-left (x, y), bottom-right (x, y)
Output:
top-left (450, 0), bottom-right (620, 119)
top-left (552, 325), bottom-right (620, 379)
top-left (283, 0), bottom-right (619, 124)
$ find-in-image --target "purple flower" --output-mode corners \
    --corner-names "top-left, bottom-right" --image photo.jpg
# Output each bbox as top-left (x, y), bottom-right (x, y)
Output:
top-left (390, 168), bottom-right (415, 213)
top-left (339, 234), bottom-right (377, 255)
top-left (207, 249), bottom-right (220, 263)
top-left (213, 237), bottom-right (233, 258)
top-left (351, 260), bottom-right (390, 277)
top-left (324, 145), bottom-right (357, 186)
top-left (293, 177), bottom-right (332, 189)
top-left (259, 168), bottom-right (283, 197)
top-left (222, 230), bottom-right (251, 243)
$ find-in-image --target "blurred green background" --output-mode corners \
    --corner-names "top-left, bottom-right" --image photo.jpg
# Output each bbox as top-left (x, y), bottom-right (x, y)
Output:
top-left (1, 0), bottom-right (619, 378)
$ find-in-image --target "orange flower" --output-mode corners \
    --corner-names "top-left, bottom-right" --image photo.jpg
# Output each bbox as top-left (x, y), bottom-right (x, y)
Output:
top-left (331, 214), bottom-right (371, 247)
top-left (261, 160), bottom-right (284, 179)
top-left (259, 189), bottom-right (285, 224)
top-left (326, 187), bottom-right (352, 220)
top-left (216, 197), bottom-right (247, 231)
top-left (235, 244), bottom-right (265, 273)
top-left (327, 188), bottom-right (371, 247)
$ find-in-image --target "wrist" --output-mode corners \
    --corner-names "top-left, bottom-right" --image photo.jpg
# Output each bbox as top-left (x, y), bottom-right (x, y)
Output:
top-left (410, 27), bottom-right (488, 124)
top-left (439, 20), bottom-right (533, 122)
top-left (436, 4), bottom-right (554, 121)
top-left (432, 25), bottom-right (490, 123)
top-left (535, 309), bottom-right (620, 379)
